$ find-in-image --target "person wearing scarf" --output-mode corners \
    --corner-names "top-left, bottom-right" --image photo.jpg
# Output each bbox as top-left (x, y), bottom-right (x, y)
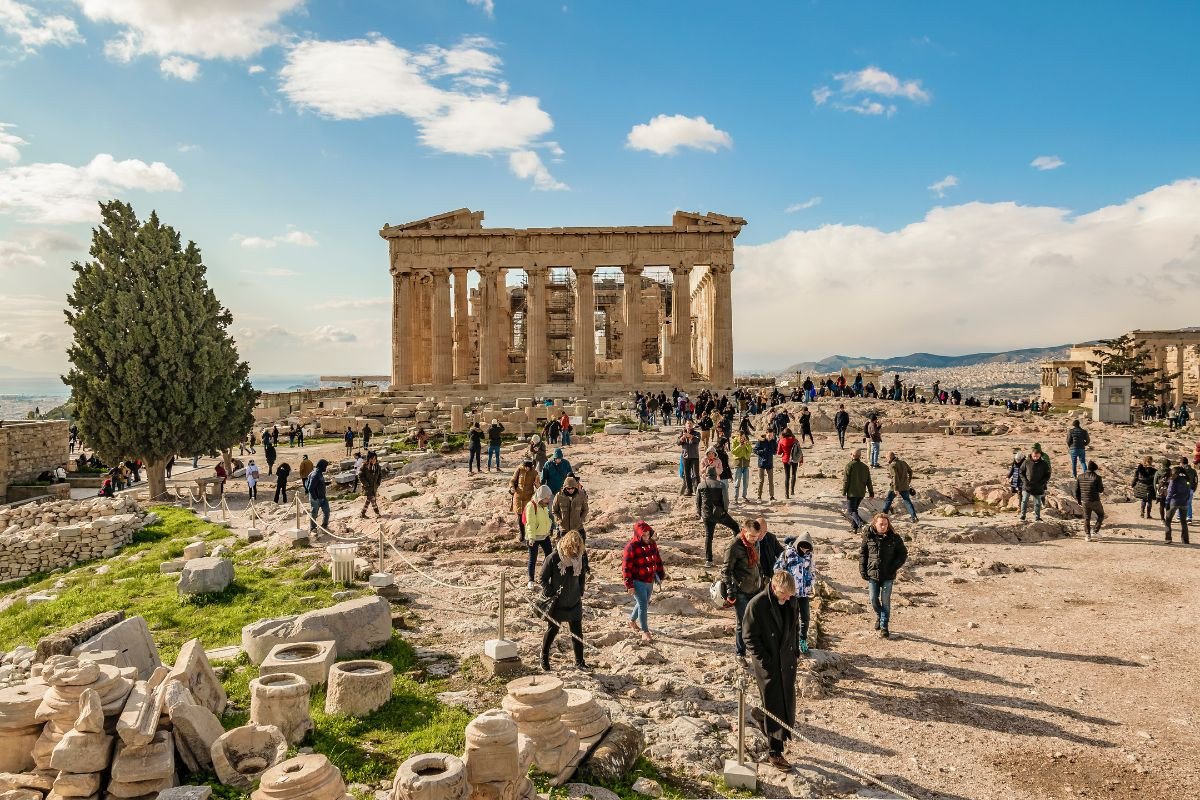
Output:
top-left (723, 519), bottom-right (766, 658)
top-left (538, 529), bottom-right (590, 672)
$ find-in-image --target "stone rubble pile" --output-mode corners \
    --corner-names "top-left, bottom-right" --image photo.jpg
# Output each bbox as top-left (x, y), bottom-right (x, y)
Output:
top-left (0, 496), bottom-right (150, 582)
top-left (0, 646), bottom-right (35, 690)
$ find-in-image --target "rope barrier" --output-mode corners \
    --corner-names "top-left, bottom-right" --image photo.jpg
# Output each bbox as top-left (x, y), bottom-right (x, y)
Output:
top-left (387, 538), bottom-right (495, 592)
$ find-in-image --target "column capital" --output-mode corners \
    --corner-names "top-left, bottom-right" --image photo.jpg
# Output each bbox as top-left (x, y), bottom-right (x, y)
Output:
top-left (431, 269), bottom-right (451, 285)
top-left (669, 262), bottom-right (692, 277)
top-left (525, 264), bottom-right (549, 276)
top-left (710, 261), bottom-right (734, 276)
top-left (477, 263), bottom-right (500, 276)
top-left (621, 263), bottom-right (645, 277)
top-left (573, 265), bottom-right (596, 277)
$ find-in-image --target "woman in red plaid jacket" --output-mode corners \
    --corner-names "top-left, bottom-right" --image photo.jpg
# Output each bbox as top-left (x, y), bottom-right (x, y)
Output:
top-left (623, 520), bottom-right (667, 642)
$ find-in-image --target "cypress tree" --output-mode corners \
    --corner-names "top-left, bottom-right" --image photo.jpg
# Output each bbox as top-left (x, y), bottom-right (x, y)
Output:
top-left (63, 200), bottom-right (257, 499)
top-left (1083, 333), bottom-right (1174, 403)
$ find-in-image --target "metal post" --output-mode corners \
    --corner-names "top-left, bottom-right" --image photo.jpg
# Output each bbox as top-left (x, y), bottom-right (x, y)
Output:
top-left (378, 528), bottom-right (384, 574)
top-left (295, 496), bottom-right (302, 530)
top-left (736, 676), bottom-right (746, 766)
top-left (497, 573), bottom-right (506, 641)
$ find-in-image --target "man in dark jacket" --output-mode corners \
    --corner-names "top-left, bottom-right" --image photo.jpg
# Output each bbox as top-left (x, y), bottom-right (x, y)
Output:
top-left (1019, 444), bottom-right (1052, 522)
top-left (307, 459), bottom-right (330, 532)
top-left (1074, 460), bottom-right (1104, 541)
top-left (742, 570), bottom-right (799, 769)
top-left (487, 419), bottom-right (505, 471)
top-left (860, 514), bottom-right (908, 637)
top-left (842, 449), bottom-right (874, 531)
top-left (882, 452), bottom-right (918, 522)
top-left (754, 432), bottom-right (776, 502)
top-left (467, 422), bottom-right (484, 473)
top-left (273, 461), bottom-right (291, 504)
top-left (834, 404), bottom-right (850, 449)
top-left (1165, 466), bottom-right (1191, 544)
top-left (697, 466), bottom-right (739, 566)
top-left (724, 521), bottom-right (766, 658)
top-left (678, 423), bottom-right (701, 496)
top-left (359, 451), bottom-right (384, 518)
top-left (798, 406), bottom-right (814, 446)
top-left (552, 476), bottom-right (589, 539)
top-left (1066, 420), bottom-right (1090, 477)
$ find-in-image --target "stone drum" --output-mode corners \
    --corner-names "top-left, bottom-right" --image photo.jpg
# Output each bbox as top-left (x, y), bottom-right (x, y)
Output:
top-left (251, 753), bottom-right (352, 800)
top-left (249, 672), bottom-right (313, 745)
top-left (501, 675), bottom-right (579, 775)
top-left (324, 660), bottom-right (393, 717)
top-left (392, 752), bottom-right (469, 800)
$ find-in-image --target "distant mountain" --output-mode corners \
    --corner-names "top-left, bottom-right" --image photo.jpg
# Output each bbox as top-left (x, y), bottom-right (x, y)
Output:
top-left (782, 344), bottom-right (1072, 375)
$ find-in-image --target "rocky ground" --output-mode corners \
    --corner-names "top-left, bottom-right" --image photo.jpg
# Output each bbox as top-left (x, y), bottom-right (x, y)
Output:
top-left (230, 399), bottom-right (1199, 799)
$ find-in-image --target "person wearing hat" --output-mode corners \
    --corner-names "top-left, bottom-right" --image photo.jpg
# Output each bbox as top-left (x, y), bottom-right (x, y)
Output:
top-left (523, 485), bottom-right (555, 589)
top-left (358, 451), bottom-right (383, 519)
top-left (553, 476), bottom-right (589, 540)
top-left (528, 433), bottom-right (548, 472)
top-left (509, 457), bottom-right (539, 541)
top-left (486, 418), bottom-right (505, 471)
top-left (622, 520), bottom-right (666, 643)
top-left (467, 421), bottom-right (484, 474)
top-left (540, 448), bottom-right (573, 496)
top-left (1019, 444), bottom-right (1052, 522)
top-left (245, 459), bottom-right (260, 500)
top-left (697, 465), bottom-right (739, 566)
top-left (774, 533), bottom-right (816, 654)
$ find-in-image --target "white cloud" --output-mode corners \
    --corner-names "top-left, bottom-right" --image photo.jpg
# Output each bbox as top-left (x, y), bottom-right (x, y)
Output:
top-left (508, 150), bottom-right (566, 191)
top-left (0, 0), bottom-right (83, 51)
top-left (264, 267), bottom-right (299, 278)
top-left (625, 114), bottom-right (732, 156)
top-left (734, 180), bottom-right (1200, 369)
top-left (0, 230), bottom-right (83, 268)
top-left (75, 0), bottom-right (304, 61)
top-left (159, 55), bottom-right (199, 80)
top-left (233, 228), bottom-right (319, 249)
top-left (814, 65), bottom-right (929, 116)
top-left (0, 153), bottom-right (182, 224)
top-left (311, 325), bottom-right (356, 343)
top-left (0, 238), bottom-right (43, 267)
top-left (928, 174), bottom-right (958, 198)
top-left (279, 34), bottom-right (561, 187)
top-left (0, 123), bottom-right (26, 163)
top-left (467, 0), bottom-right (495, 17)
top-left (247, 63), bottom-right (265, 74)
top-left (315, 298), bottom-right (389, 311)
top-left (176, 142), bottom-right (198, 153)
top-left (785, 197), bottom-right (822, 213)
top-left (1031, 155), bottom-right (1065, 171)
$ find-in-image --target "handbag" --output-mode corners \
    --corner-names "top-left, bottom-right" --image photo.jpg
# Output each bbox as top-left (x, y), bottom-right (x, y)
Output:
top-left (531, 589), bottom-right (558, 620)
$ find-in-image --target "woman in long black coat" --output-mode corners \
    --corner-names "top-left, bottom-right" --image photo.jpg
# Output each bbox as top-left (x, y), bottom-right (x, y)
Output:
top-left (742, 570), bottom-right (799, 769)
top-left (538, 529), bottom-right (591, 672)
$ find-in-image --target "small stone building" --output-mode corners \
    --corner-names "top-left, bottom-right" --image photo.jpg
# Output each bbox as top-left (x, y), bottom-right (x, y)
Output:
top-left (0, 420), bottom-right (70, 503)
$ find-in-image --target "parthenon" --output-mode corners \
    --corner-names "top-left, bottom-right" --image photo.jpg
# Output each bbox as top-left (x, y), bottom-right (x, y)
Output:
top-left (381, 209), bottom-right (745, 393)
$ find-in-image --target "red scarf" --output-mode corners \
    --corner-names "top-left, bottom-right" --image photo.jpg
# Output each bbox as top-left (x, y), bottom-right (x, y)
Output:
top-left (740, 532), bottom-right (759, 567)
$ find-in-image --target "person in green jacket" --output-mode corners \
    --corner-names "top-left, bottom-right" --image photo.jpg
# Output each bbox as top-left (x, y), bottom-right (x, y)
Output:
top-left (842, 449), bottom-right (874, 532)
top-left (731, 431), bottom-right (753, 504)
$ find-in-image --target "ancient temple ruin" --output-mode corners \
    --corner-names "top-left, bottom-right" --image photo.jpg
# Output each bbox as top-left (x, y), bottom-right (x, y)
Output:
top-left (381, 209), bottom-right (745, 393)
top-left (1040, 327), bottom-right (1200, 406)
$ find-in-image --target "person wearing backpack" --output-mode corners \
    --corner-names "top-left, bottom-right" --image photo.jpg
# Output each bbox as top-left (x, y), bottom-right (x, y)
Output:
top-left (774, 532), bottom-right (816, 654)
top-left (1066, 419), bottom-right (1090, 478)
top-left (882, 452), bottom-right (918, 523)
top-left (697, 465), bottom-right (740, 566)
top-left (834, 404), bottom-right (850, 449)
top-left (509, 457), bottom-right (539, 541)
top-left (776, 428), bottom-right (802, 499)
top-left (307, 459), bottom-right (330, 532)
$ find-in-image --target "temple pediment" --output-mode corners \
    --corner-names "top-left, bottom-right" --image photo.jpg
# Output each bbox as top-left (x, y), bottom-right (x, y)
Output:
top-left (383, 208), bottom-right (485, 234)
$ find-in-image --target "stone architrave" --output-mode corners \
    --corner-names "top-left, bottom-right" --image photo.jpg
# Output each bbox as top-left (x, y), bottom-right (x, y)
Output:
top-left (167, 639), bottom-right (227, 717)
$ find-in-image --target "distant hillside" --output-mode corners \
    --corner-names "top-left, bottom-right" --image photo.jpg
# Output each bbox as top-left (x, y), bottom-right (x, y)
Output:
top-left (782, 344), bottom-right (1071, 374)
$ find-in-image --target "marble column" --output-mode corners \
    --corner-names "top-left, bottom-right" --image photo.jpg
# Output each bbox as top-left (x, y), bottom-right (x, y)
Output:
top-left (412, 274), bottom-right (432, 385)
top-left (494, 269), bottom-right (508, 383)
top-left (431, 270), bottom-right (453, 386)
top-left (622, 265), bottom-right (644, 385)
top-left (1155, 345), bottom-right (1168, 404)
top-left (1176, 345), bottom-right (1186, 406)
top-left (390, 272), bottom-right (412, 389)
top-left (526, 266), bottom-right (549, 386)
top-left (452, 267), bottom-right (471, 383)
top-left (477, 266), bottom-right (498, 387)
top-left (574, 266), bottom-right (596, 386)
top-left (710, 263), bottom-right (734, 387)
top-left (670, 263), bottom-right (692, 386)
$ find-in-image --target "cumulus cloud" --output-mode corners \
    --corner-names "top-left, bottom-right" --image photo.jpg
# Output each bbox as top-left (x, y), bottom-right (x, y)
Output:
top-left (785, 197), bottom-right (822, 213)
top-left (508, 150), bottom-right (567, 191)
top-left (233, 228), bottom-right (318, 249)
top-left (0, 0), bottom-right (83, 51)
top-left (813, 65), bottom-right (930, 116)
top-left (467, 0), bottom-right (495, 18)
top-left (280, 34), bottom-right (563, 188)
top-left (1031, 155), bottom-right (1065, 171)
top-left (928, 174), bottom-right (958, 198)
top-left (0, 123), bottom-right (26, 163)
top-left (0, 230), bottom-right (83, 268)
top-left (315, 298), bottom-right (389, 310)
top-left (626, 114), bottom-right (732, 156)
top-left (239, 323), bottom-right (357, 345)
top-left (733, 180), bottom-right (1200, 369)
top-left (311, 325), bottom-right (356, 343)
top-left (0, 238), bottom-right (43, 267)
top-left (76, 0), bottom-right (304, 61)
top-left (0, 153), bottom-right (182, 223)
top-left (247, 63), bottom-right (265, 74)
top-left (159, 55), bottom-right (199, 80)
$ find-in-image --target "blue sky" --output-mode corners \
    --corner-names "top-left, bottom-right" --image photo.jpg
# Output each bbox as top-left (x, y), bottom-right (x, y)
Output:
top-left (2, 0), bottom-right (1199, 377)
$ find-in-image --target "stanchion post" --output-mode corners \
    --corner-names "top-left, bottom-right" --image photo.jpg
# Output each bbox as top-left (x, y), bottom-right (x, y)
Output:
top-left (737, 677), bottom-right (746, 766)
top-left (378, 529), bottom-right (384, 575)
top-left (723, 674), bottom-right (758, 790)
top-left (497, 572), bottom-right (506, 641)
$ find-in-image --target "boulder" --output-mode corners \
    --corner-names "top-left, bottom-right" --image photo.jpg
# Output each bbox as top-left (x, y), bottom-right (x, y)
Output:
top-left (241, 596), bottom-right (393, 665)
top-left (178, 557), bottom-right (234, 595)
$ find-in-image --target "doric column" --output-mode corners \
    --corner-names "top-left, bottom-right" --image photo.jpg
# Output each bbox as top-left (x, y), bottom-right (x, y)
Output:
top-left (622, 264), bottom-right (644, 385)
top-left (1176, 345), bottom-right (1186, 406)
top-left (670, 262), bottom-right (692, 386)
top-left (494, 269), bottom-right (508, 383)
top-left (452, 267), bottom-right (471, 382)
top-left (526, 265), bottom-right (549, 386)
top-left (574, 266), bottom-right (596, 386)
top-left (477, 265), bottom-right (498, 387)
top-left (431, 270), bottom-right (453, 386)
top-left (1155, 345), bottom-right (1168, 404)
top-left (390, 271), bottom-right (412, 389)
top-left (710, 262), bottom-right (734, 387)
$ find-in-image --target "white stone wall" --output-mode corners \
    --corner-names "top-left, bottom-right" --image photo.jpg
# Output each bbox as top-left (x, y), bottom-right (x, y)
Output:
top-left (0, 495), bottom-right (145, 581)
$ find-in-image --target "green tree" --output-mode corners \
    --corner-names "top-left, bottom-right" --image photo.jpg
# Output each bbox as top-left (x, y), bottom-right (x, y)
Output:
top-left (1082, 333), bottom-right (1174, 403)
top-left (63, 200), bottom-right (258, 499)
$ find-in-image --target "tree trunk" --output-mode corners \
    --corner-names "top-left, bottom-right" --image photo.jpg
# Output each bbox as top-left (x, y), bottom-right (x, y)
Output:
top-left (222, 448), bottom-right (233, 481)
top-left (146, 458), bottom-right (168, 502)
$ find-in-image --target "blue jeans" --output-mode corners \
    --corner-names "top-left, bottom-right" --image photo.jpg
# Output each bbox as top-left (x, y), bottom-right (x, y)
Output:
top-left (561, 429), bottom-right (571, 446)
top-left (883, 489), bottom-right (917, 520)
top-left (468, 446), bottom-right (481, 472)
top-left (1020, 491), bottom-right (1043, 520)
top-left (629, 580), bottom-right (653, 632)
top-left (309, 497), bottom-right (330, 531)
top-left (487, 443), bottom-right (501, 470)
top-left (1069, 448), bottom-right (1087, 477)
top-left (869, 441), bottom-right (881, 466)
top-left (868, 579), bottom-right (894, 629)
top-left (733, 466), bottom-right (749, 499)
top-left (734, 590), bottom-right (754, 656)
top-left (526, 537), bottom-right (551, 581)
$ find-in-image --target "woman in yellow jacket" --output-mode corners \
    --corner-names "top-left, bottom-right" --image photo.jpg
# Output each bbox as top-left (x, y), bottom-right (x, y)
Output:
top-left (524, 485), bottom-right (554, 589)
top-left (731, 432), bottom-right (753, 504)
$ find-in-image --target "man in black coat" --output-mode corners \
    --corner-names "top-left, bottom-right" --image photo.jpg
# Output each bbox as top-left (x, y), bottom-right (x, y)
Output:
top-left (834, 404), bottom-right (850, 449)
top-left (742, 570), bottom-right (799, 769)
top-left (1019, 444), bottom-right (1052, 522)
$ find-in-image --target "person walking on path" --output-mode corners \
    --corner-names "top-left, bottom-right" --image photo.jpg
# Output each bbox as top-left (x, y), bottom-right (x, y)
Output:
top-left (1067, 419), bottom-right (1090, 478)
top-left (882, 452), bottom-right (918, 522)
top-left (1180, 457), bottom-right (1197, 522)
top-left (742, 570), bottom-right (799, 770)
top-left (777, 428), bottom-right (802, 499)
top-left (307, 459), bottom-right (330, 533)
top-left (538, 529), bottom-right (591, 671)
top-left (559, 411), bottom-right (573, 446)
top-left (678, 422), bottom-right (701, 496)
top-left (344, 426), bottom-right (355, 457)
top-left (1007, 450), bottom-right (1025, 497)
top-left (860, 513), bottom-right (908, 638)
top-left (731, 431), bottom-right (753, 504)
top-left (467, 422), bottom-right (484, 474)
top-left (723, 520), bottom-right (766, 658)
top-left (298, 454), bottom-right (314, 498)
top-left (842, 449), bottom-right (874, 532)
top-left (524, 485), bottom-right (555, 589)
top-left (754, 432), bottom-right (777, 502)
top-left (529, 434), bottom-right (548, 472)
top-left (775, 533), bottom-right (816, 655)
top-left (358, 451), bottom-right (383, 518)
top-left (552, 476), bottom-right (589, 541)
top-left (1019, 444), bottom-right (1052, 522)
top-left (798, 406), bottom-right (814, 447)
top-left (361, 423), bottom-right (372, 451)
top-left (540, 448), bottom-right (573, 497)
top-left (245, 459), bottom-right (260, 500)
top-left (622, 520), bottom-right (665, 643)
top-left (864, 414), bottom-right (883, 468)
top-left (509, 458), bottom-right (539, 541)
top-left (264, 441), bottom-right (276, 476)
top-left (1074, 460), bottom-right (1104, 541)
top-left (834, 404), bottom-right (850, 449)
top-left (487, 419), bottom-right (505, 471)
top-left (697, 465), bottom-right (740, 566)
top-left (1165, 466), bottom-right (1191, 544)
top-left (273, 461), bottom-right (291, 504)
top-left (1132, 456), bottom-right (1157, 518)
